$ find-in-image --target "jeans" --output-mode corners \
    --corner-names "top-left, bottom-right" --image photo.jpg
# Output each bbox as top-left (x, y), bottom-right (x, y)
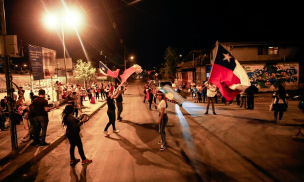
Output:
top-left (68, 136), bottom-right (86, 160)
top-left (206, 97), bottom-right (215, 113)
top-left (28, 117), bottom-right (38, 142)
top-left (236, 94), bottom-right (240, 105)
top-left (74, 108), bottom-right (78, 118)
top-left (274, 104), bottom-right (285, 120)
top-left (240, 96), bottom-right (246, 108)
top-left (80, 96), bottom-right (83, 105)
top-left (159, 114), bottom-right (168, 145)
top-left (95, 93), bottom-right (99, 100)
top-left (247, 95), bottom-right (254, 109)
top-left (104, 109), bottom-right (116, 131)
top-left (116, 102), bottom-right (123, 119)
top-left (55, 90), bottom-right (59, 101)
top-left (35, 116), bottom-right (49, 144)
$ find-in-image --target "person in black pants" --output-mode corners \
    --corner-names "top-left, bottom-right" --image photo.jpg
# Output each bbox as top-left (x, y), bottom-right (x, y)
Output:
top-left (33, 89), bottom-right (56, 146)
top-left (116, 86), bottom-right (125, 121)
top-left (147, 86), bottom-right (154, 110)
top-left (62, 105), bottom-right (92, 165)
top-left (104, 88), bottom-right (122, 136)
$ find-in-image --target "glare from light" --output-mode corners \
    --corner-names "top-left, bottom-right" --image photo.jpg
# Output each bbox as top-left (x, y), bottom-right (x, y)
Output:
top-left (24, 64), bottom-right (27, 67)
top-left (65, 11), bottom-right (80, 26)
top-left (45, 14), bottom-right (58, 27)
top-left (130, 56), bottom-right (134, 60)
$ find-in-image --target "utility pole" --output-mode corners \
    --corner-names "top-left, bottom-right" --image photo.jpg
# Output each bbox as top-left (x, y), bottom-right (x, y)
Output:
top-left (1, 0), bottom-right (18, 150)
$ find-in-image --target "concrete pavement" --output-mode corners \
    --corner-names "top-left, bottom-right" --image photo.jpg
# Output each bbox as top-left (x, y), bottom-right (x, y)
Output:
top-left (7, 79), bottom-right (304, 182)
top-left (0, 98), bottom-right (107, 182)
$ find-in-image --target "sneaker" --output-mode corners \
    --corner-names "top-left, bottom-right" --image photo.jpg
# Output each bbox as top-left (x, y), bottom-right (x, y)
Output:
top-left (204, 112), bottom-right (208, 115)
top-left (213, 112), bottom-right (217, 115)
top-left (82, 159), bottom-right (92, 165)
top-left (39, 142), bottom-right (50, 146)
top-left (159, 145), bottom-right (166, 151)
top-left (113, 130), bottom-right (120, 133)
top-left (104, 131), bottom-right (110, 136)
top-left (158, 141), bottom-right (162, 145)
top-left (70, 159), bottom-right (80, 166)
top-left (278, 119), bottom-right (284, 122)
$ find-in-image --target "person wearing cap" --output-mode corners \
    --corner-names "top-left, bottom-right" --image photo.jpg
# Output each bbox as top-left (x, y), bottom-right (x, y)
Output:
top-left (152, 90), bottom-right (168, 151)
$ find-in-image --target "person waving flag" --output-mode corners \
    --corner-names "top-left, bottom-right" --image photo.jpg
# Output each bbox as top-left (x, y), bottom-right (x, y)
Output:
top-left (99, 61), bottom-right (120, 78)
top-left (209, 42), bottom-right (250, 101)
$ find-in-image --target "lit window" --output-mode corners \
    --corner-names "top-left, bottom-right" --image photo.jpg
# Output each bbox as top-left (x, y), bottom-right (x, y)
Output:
top-left (268, 47), bottom-right (278, 55)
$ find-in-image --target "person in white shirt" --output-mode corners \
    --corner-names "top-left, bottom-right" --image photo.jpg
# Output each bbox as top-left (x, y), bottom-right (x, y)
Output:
top-left (152, 90), bottom-right (168, 151)
top-left (204, 80), bottom-right (217, 115)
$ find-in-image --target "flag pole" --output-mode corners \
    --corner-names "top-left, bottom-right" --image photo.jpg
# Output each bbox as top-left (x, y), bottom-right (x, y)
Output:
top-left (208, 41), bottom-right (219, 80)
top-left (99, 61), bottom-right (122, 83)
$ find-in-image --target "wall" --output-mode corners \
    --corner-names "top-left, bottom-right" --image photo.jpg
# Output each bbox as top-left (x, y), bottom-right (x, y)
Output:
top-left (243, 62), bottom-right (299, 91)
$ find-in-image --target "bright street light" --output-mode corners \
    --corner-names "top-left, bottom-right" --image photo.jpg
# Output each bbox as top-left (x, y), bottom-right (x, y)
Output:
top-left (23, 64), bottom-right (27, 67)
top-left (43, 10), bottom-right (82, 85)
top-left (125, 56), bottom-right (134, 70)
top-left (44, 10), bottom-right (82, 29)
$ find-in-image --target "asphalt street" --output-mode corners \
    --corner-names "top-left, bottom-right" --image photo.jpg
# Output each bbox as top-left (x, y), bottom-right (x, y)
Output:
top-left (14, 79), bottom-right (304, 182)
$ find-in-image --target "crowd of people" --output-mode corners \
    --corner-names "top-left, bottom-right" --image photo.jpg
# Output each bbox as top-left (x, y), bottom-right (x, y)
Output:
top-left (0, 80), bottom-right (129, 165)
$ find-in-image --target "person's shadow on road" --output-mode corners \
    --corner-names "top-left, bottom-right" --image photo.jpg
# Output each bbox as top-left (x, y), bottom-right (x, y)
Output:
top-left (70, 165), bottom-right (88, 182)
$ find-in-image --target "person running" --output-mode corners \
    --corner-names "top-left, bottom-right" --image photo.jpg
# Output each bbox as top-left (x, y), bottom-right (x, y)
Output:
top-left (273, 85), bottom-right (289, 123)
top-left (152, 90), bottom-right (168, 151)
top-left (104, 87), bottom-right (122, 136)
top-left (62, 105), bottom-right (92, 165)
top-left (204, 80), bottom-right (217, 115)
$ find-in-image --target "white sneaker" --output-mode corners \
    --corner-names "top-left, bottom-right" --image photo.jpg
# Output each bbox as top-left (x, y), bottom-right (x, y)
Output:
top-left (159, 145), bottom-right (166, 151)
top-left (104, 131), bottom-right (110, 136)
top-left (113, 130), bottom-right (120, 133)
top-left (158, 141), bottom-right (162, 145)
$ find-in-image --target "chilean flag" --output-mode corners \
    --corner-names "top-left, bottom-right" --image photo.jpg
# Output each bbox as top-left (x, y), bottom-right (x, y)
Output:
top-left (99, 61), bottom-right (120, 78)
top-left (120, 66), bottom-right (135, 83)
top-left (209, 42), bottom-right (250, 101)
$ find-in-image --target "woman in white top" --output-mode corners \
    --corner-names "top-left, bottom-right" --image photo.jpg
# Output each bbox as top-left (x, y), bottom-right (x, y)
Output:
top-left (152, 90), bottom-right (168, 151)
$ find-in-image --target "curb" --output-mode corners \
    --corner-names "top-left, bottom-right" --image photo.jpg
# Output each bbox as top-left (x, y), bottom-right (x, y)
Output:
top-left (0, 102), bottom-right (107, 182)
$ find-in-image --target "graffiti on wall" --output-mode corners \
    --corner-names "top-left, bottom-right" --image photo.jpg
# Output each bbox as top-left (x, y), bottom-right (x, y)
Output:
top-left (243, 63), bottom-right (299, 91)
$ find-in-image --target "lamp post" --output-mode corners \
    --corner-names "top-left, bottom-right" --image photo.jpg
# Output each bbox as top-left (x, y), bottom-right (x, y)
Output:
top-left (124, 56), bottom-right (134, 71)
top-left (44, 10), bottom-right (80, 86)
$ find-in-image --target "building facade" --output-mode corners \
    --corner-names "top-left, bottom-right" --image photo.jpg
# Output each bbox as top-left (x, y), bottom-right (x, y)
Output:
top-left (176, 41), bottom-right (303, 91)
top-left (214, 41), bottom-right (303, 91)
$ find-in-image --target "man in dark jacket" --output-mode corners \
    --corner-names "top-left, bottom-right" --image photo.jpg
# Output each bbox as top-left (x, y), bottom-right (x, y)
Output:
top-left (33, 90), bottom-right (56, 146)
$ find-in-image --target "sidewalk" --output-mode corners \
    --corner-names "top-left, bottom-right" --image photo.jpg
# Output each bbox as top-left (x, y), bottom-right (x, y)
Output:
top-left (0, 99), bottom-right (107, 182)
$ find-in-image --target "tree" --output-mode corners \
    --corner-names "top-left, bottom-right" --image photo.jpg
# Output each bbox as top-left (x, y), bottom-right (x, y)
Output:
top-left (74, 59), bottom-right (96, 87)
top-left (164, 46), bottom-right (179, 80)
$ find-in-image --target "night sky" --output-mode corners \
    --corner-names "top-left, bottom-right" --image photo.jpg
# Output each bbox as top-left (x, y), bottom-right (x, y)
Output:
top-left (4, 0), bottom-right (303, 70)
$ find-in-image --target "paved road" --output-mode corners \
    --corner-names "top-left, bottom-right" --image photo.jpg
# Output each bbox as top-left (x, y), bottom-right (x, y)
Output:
top-left (14, 79), bottom-right (304, 182)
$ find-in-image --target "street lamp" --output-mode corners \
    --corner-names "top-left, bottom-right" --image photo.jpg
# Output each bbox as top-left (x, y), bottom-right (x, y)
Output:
top-left (44, 10), bottom-right (81, 85)
top-left (124, 56), bottom-right (134, 71)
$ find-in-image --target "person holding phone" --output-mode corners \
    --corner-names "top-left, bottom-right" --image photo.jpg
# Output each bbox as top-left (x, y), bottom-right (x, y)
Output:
top-left (62, 105), bottom-right (92, 165)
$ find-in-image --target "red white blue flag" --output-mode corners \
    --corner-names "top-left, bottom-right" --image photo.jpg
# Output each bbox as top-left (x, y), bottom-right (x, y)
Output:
top-left (99, 61), bottom-right (120, 78)
top-left (209, 42), bottom-right (250, 101)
